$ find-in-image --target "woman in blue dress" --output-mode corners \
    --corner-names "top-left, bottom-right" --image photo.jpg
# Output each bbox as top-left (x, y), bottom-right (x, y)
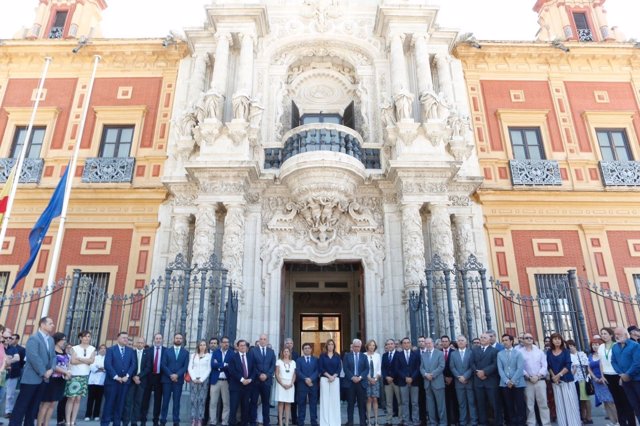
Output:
top-left (587, 339), bottom-right (617, 424)
top-left (319, 338), bottom-right (342, 426)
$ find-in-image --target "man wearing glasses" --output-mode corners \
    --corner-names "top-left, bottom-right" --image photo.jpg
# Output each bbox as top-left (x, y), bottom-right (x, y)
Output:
top-left (4, 332), bottom-right (25, 418)
top-left (517, 333), bottom-right (551, 425)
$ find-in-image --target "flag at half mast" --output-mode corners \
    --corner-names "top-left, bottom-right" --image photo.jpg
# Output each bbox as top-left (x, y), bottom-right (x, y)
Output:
top-left (12, 163), bottom-right (70, 289)
top-left (0, 166), bottom-right (17, 224)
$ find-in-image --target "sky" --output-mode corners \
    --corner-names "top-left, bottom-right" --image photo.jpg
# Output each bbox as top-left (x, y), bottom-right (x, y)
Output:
top-left (0, 0), bottom-right (639, 41)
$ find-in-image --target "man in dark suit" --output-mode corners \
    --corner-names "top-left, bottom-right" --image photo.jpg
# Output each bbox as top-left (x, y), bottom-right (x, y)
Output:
top-left (394, 337), bottom-right (421, 426)
top-left (160, 332), bottom-right (189, 426)
top-left (449, 336), bottom-right (477, 426)
top-left (296, 343), bottom-right (319, 426)
top-left (9, 317), bottom-right (56, 426)
top-left (141, 333), bottom-right (165, 426)
top-left (440, 335), bottom-right (459, 425)
top-left (251, 334), bottom-right (276, 426)
top-left (471, 332), bottom-right (499, 426)
top-left (204, 337), bottom-right (220, 425)
top-left (102, 331), bottom-right (138, 426)
top-left (210, 336), bottom-right (233, 425)
top-left (124, 336), bottom-right (152, 426)
top-left (227, 339), bottom-right (256, 426)
top-left (343, 338), bottom-right (369, 426)
top-left (381, 339), bottom-right (400, 426)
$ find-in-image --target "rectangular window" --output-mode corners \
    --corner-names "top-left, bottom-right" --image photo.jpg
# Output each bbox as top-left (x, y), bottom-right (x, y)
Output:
top-left (634, 274), bottom-right (640, 295)
top-left (0, 271), bottom-right (9, 296)
top-left (573, 12), bottom-right (594, 41)
top-left (509, 127), bottom-right (545, 160)
top-left (535, 273), bottom-right (579, 342)
top-left (11, 126), bottom-right (45, 159)
top-left (68, 272), bottom-right (109, 345)
top-left (597, 129), bottom-right (633, 161)
top-left (99, 126), bottom-right (134, 158)
top-left (49, 11), bottom-right (68, 39)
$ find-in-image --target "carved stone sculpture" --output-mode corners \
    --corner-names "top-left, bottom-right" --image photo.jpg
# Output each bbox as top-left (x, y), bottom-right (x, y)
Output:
top-left (221, 204), bottom-right (246, 292)
top-left (400, 204), bottom-right (427, 290)
top-left (249, 97), bottom-right (265, 129)
top-left (232, 93), bottom-right (251, 121)
top-left (203, 90), bottom-right (225, 122)
top-left (393, 89), bottom-right (414, 122)
top-left (380, 95), bottom-right (396, 128)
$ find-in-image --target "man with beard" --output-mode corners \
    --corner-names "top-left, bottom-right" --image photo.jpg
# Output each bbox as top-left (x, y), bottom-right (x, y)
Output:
top-left (160, 333), bottom-right (189, 426)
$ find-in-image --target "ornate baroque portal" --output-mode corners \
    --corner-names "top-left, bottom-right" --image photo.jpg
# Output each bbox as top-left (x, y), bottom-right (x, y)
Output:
top-left (154, 0), bottom-right (488, 346)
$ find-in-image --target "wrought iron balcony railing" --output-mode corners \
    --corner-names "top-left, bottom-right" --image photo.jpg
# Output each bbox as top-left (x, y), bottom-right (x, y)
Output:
top-left (0, 158), bottom-right (44, 184)
top-left (82, 157), bottom-right (135, 183)
top-left (599, 161), bottom-right (640, 186)
top-left (48, 27), bottom-right (64, 39)
top-left (264, 123), bottom-right (380, 169)
top-left (577, 28), bottom-right (594, 42)
top-left (509, 159), bottom-right (562, 186)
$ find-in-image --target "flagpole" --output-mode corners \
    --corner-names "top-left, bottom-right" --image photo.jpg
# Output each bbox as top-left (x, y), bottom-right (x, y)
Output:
top-left (0, 57), bottom-right (52, 251)
top-left (42, 55), bottom-right (100, 316)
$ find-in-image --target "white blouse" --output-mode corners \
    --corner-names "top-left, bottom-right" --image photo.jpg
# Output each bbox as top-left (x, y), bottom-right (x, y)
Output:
top-left (366, 352), bottom-right (382, 378)
top-left (88, 354), bottom-right (105, 385)
top-left (188, 352), bottom-right (212, 382)
top-left (598, 343), bottom-right (616, 375)
top-left (70, 345), bottom-right (96, 376)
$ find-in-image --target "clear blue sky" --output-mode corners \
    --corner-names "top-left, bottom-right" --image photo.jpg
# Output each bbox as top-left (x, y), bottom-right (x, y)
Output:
top-left (0, 0), bottom-right (638, 41)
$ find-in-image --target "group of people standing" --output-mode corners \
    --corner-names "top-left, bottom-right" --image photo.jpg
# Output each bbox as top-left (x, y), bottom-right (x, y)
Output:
top-left (8, 318), bottom-right (640, 426)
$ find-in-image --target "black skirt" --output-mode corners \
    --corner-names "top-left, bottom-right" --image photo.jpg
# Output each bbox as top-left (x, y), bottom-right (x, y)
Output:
top-left (41, 377), bottom-right (66, 402)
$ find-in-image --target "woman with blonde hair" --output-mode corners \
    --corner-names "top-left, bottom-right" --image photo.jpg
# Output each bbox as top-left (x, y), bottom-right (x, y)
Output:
top-left (365, 339), bottom-right (382, 426)
top-left (275, 347), bottom-right (296, 426)
top-left (188, 339), bottom-right (211, 426)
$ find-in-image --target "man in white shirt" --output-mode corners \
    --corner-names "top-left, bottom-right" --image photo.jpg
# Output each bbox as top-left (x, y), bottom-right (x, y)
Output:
top-left (517, 332), bottom-right (551, 425)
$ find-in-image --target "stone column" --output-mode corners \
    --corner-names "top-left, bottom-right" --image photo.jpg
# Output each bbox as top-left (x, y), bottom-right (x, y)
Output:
top-left (232, 33), bottom-right (255, 121)
top-left (400, 203), bottom-right (427, 293)
top-left (412, 33), bottom-right (433, 94)
top-left (221, 203), bottom-right (246, 295)
top-left (191, 203), bottom-right (217, 267)
top-left (188, 53), bottom-right (209, 103)
top-left (429, 203), bottom-right (460, 336)
top-left (389, 33), bottom-right (413, 122)
top-left (452, 213), bottom-right (482, 338)
top-left (205, 31), bottom-right (232, 122)
top-left (435, 54), bottom-right (455, 106)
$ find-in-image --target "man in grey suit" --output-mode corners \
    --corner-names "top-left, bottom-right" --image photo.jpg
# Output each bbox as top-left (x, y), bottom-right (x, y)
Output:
top-left (9, 317), bottom-right (56, 426)
top-left (449, 336), bottom-right (477, 426)
top-left (420, 338), bottom-right (446, 426)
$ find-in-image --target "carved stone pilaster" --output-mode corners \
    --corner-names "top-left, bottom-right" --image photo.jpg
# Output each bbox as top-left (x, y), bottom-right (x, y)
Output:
top-left (452, 214), bottom-right (475, 267)
top-left (221, 203), bottom-right (246, 295)
top-left (169, 214), bottom-right (191, 260)
top-left (429, 203), bottom-right (460, 334)
top-left (400, 203), bottom-right (426, 294)
top-left (192, 203), bottom-right (217, 267)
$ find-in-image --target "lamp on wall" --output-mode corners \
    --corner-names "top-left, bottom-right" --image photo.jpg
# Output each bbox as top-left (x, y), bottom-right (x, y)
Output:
top-left (551, 39), bottom-right (570, 53)
top-left (72, 35), bottom-right (90, 53)
top-left (162, 31), bottom-right (179, 48)
top-left (458, 33), bottom-right (482, 49)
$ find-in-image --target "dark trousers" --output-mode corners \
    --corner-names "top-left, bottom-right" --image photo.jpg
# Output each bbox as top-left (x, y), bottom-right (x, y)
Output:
top-left (473, 385), bottom-right (497, 426)
top-left (606, 373), bottom-right (635, 426)
top-left (204, 384), bottom-right (211, 424)
top-left (58, 396), bottom-right (67, 422)
top-left (8, 383), bottom-right (45, 426)
top-left (251, 380), bottom-right (272, 426)
top-left (444, 381), bottom-right (458, 425)
top-left (622, 380), bottom-right (640, 423)
top-left (418, 376), bottom-right (427, 425)
top-left (124, 381), bottom-right (147, 425)
top-left (102, 382), bottom-right (131, 426)
top-left (229, 387), bottom-right (252, 426)
top-left (86, 385), bottom-right (105, 418)
top-left (346, 384), bottom-right (366, 426)
top-left (296, 383), bottom-right (318, 426)
top-left (142, 373), bottom-right (163, 424)
top-left (161, 382), bottom-right (183, 423)
top-left (501, 386), bottom-right (525, 426)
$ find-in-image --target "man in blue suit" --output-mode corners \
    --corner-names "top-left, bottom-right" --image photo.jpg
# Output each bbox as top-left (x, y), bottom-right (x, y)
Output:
top-left (343, 339), bottom-right (369, 426)
top-left (9, 317), bottom-right (56, 426)
top-left (210, 336), bottom-right (234, 425)
top-left (394, 337), bottom-right (421, 426)
top-left (251, 334), bottom-right (276, 426)
top-left (228, 340), bottom-right (256, 426)
top-left (102, 331), bottom-right (137, 426)
top-left (296, 343), bottom-right (319, 426)
top-left (160, 332), bottom-right (189, 426)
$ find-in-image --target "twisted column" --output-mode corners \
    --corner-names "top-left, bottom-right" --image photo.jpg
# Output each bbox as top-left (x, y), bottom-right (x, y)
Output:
top-left (400, 203), bottom-right (427, 293)
top-left (221, 203), bottom-right (246, 295)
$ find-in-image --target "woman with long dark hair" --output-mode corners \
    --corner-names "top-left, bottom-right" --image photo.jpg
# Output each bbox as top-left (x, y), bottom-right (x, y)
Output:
top-left (599, 327), bottom-right (635, 425)
top-left (319, 338), bottom-right (342, 426)
top-left (188, 339), bottom-right (211, 426)
top-left (546, 333), bottom-right (581, 425)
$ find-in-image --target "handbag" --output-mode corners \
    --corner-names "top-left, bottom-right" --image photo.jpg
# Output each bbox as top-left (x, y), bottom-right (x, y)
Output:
top-left (577, 352), bottom-right (595, 396)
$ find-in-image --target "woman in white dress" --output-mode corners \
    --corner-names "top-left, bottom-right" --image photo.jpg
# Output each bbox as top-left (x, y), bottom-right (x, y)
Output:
top-left (319, 338), bottom-right (342, 426)
top-left (275, 347), bottom-right (296, 426)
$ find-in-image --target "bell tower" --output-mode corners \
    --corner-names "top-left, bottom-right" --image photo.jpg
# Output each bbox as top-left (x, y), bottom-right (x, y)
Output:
top-left (21, 0), bottom-right (106, 40)
top-left (533, 0), bottom-right (616, 42)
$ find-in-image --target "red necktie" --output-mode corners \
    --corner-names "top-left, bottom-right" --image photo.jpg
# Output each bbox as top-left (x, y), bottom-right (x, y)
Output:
top-left (242, 354), bottom-right (248, 378)
top-left (444, 349), bottom-right (448, 362)
top-left (153, 347), bottom-right (159, 373)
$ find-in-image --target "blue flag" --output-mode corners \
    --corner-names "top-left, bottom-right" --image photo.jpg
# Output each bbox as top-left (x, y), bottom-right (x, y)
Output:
top-left (13, 164), bottom-right (70, 289)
